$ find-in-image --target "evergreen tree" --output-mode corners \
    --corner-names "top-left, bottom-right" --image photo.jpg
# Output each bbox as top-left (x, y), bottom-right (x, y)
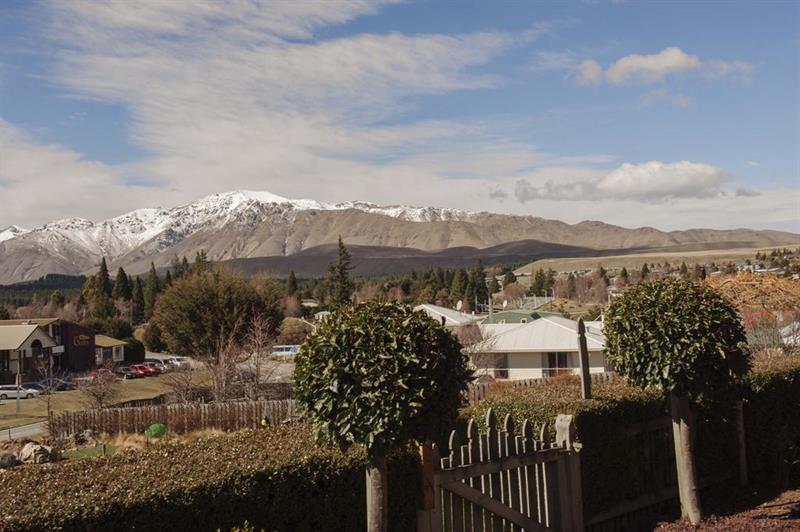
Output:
top-left (144, 262), bottom-right (160, 320)
top-left (326, 237), bottom-right (354, 307)
top-left (98, 257), bottom-right (112, 297)
top-left (640, 263), bottom-right (650, 281)
top-left (531, 268), bottom-right (546, 296)
top-left (545, 269), bottom-right (556, 292)
top-left (469, 260), bottom-right (489, 308)
top-left (164, 270), bottom-right (174, 288)
top-left (286, 271), bottom-right (299, 295)
top-left (502, 270), bottom-right (517, 286)
top-left (194, 250), bottom-right (210, 272)
top-left (181, 256), bottom-right (191, 276)
top-left (618, 267), bottom-right (629, 286)
top-left (132, 276), bottom-right (145, 324)
top-left (487, 276), bottom-right (500, 296)
top-left (49, 290), bottom-right (66, 308)
top-left (0, 305), bottom-right (9, 320)
top-left (450, 268), bottom-right (467, 303)
top-left (112, 267), bottom-right (132, 300)
top-left (679, 262), bottom-right (689, 278)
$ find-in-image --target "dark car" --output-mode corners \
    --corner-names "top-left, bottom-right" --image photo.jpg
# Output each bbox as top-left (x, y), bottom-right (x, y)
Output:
top-left (115, 366), bottom-right (141, 380)
top-left (37, 378), bottom-right (76, 391)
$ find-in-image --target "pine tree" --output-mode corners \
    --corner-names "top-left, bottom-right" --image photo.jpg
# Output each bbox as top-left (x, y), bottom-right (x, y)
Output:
top-left (286, 271), bottom-right (298, 295)
top-left (502, 270), bottom-right (517, 286)
top-left (531, 268), bottom-right (546, 296)
top-left (112, 267), bottom-right (132, 300)
top-left (98, 257), bottom-right (112, 297)
top-left (679, 262), bottom-right (689, 278)
top-left (49, 290), bottom-right (65, 308)
top-left (487, 276), bottom-right (500, 295)
top-left (326, 237), bottom-right (353, 307)
top-left (132, 276), bottom-right (145, 324)
top-left (450, 269), bottom-right (467, 303)
top-left (194, 250), bottom-right (210, 273)
top-left (619, 267), bottom-right (629, 286)
top-left (640, 263), bottom-right (650, 281)
top-left (144, 262), bottom-right (160, 320)
top-left (181, 256), bottom-right (191, 276)
top-left (165, 270), bottom-right (173, 288)
top-left (469, 260), bottom-right (489, 308)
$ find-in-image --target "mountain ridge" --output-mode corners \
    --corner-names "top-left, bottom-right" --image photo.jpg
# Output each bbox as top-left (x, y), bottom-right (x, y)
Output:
top-left (0, 189), bottom-right (797, 284)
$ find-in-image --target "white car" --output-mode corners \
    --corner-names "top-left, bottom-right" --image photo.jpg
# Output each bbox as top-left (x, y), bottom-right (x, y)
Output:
top-left (0, 384), bottom-right (41, 400)
top-left (166, 356), bottom-right (191, 369)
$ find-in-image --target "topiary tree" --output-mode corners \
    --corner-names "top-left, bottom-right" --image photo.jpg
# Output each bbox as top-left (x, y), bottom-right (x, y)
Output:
top-left (294, 301), bottom-right (472, 531)
top-left (604, 279), bottom-right (748, 524)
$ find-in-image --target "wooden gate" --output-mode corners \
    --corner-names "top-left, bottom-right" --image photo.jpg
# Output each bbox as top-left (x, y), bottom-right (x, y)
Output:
top-left (418, 409), bottom-right (584, 532)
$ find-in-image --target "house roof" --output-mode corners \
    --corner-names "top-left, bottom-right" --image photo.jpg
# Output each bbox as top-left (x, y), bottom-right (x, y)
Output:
top-left (95, 334), bottom-right (128, 348)
top-left (0, 318), bottom-right (59, 327)
top-left (414, 304), bottom-right (484, 327)
top-left (481, 310), bottom-right (563, 324)
top-left (0, 325), bottom-right (45, 350)
top-left (477, 316), bottom-right (605, 353)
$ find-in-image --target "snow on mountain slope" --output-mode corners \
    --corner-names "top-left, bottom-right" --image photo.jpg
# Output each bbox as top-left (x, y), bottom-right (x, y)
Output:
top-left (0, 225), bottom-right (28, 243)
top-left (2, 190), bottom-right (475, 261)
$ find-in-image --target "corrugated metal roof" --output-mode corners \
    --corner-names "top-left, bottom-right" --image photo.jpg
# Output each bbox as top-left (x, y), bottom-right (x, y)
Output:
top-left (95, 334), bottom-right (127, 348)
top-left (414, 304), bottom-right (484, 327)
top-left (0, 324), bottom-right (41, 350)
top-left (477, 316), bottom-right (605, 353)
top-left (0, 318), bottom-right (59, 327)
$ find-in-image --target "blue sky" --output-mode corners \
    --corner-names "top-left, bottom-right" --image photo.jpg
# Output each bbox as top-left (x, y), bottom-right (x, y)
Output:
top-left (1, 0), bottom-right (798, 231)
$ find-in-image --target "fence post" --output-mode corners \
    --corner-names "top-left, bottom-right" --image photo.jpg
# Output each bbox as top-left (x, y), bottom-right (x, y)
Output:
top-left (735, 399), bottom-right (748, 486)
top-left (556, 414), bottom-right (584, 531)
top-left (577, 318), bottom-right (591, 399)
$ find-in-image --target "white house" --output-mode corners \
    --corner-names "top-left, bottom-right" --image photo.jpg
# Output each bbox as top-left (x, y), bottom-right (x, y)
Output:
top-left (94, 335), bottom-right (127, 365)
top-left (473, 316), bottom-right (609, 380)
top-left (0, 324), bottom-right (58, 382)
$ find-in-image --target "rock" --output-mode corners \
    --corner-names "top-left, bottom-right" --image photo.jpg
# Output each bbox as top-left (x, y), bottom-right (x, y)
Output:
top-left (18, 443), bottom-right (54, 464)
top-left (73, 429), bottom-right (97, 447)
top-left (0, 453), bottom-right (20, 469)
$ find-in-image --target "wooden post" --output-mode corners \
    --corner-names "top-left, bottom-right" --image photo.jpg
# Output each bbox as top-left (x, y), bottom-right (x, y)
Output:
top-left (735, 400), bottom-right (748, 486)
top-left (366, 449), bottom-right (388, 532)
top-left (417, 441), bottom-right (437, 532)
top-left (556, 414), bottom-right (585, 531)
top-left (670, 393), bottom-right (702, 525)
top-left (577, 318), bottom-right (591, 399)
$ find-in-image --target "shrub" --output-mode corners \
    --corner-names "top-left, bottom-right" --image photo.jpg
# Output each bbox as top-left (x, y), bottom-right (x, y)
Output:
top-left (0, 425), bottom-right (420, 532)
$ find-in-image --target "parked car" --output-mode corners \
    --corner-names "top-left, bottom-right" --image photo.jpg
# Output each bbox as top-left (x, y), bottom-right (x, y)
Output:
top-left (166, 356), bottom-right (191, 369)
top-left (89, 368), bottom-right (119, 379)
top-left (126, 365), bottom-right (149, 378)
top-left (20, 382), bottom-right (49, 394)
top-left (142, 362), bottom-right (164, 374)
top-left (36, 377), bottom-right (76, 391)
top-left (114, 366), bottom-right (141, 380)
top-left (144, 358), bottom-right (170, 372)
top-left (270, 345), bottom-right (301, 357)
top-left (0, 384), bottom-right (41, 400)
top-left (130, 364), bottom-right (157, 377)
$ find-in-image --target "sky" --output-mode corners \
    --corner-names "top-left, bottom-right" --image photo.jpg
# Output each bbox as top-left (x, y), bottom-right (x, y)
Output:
top-left (1, 0), bottom-right (798, 232)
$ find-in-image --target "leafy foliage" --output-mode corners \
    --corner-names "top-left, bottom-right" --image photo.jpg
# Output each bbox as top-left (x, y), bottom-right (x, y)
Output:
top-left (604, 279), bottom-right (749, 398)
top-left (294, 301), bottom-right (471, 454)
top-left (0, 425), bottom-right (420, 532)
top-left (152, 269), bottom-right (283, 358)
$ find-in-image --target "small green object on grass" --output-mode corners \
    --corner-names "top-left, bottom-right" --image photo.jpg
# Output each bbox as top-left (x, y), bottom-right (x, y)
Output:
top-left (145, 423), bottom-right (167, 439)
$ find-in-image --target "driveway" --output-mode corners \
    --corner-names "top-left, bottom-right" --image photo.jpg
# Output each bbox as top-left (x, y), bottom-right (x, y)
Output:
top-left (1, 421), bottom-right (47, 441)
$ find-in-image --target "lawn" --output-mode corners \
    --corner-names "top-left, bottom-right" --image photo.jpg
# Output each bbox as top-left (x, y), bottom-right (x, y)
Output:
top-left (0, 371), bottom-right (209, 430)
top-left (62, 444), bottom-right (118, 460)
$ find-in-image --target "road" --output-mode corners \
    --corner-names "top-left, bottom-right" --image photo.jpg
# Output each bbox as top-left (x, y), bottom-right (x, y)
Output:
top-left (1, 421), bottom-right (47, 441)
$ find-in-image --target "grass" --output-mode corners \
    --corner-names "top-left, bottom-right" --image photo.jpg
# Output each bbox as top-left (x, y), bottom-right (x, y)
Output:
top-left (514, 245), bottom-right (792, 276)
top-left (63, 444), bottom-right (118, 460)
top-left (0, 371), bottom-right (210, 430)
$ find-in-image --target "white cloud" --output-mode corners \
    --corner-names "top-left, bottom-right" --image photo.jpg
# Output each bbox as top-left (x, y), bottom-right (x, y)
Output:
top-left (572, 46), bottom-right (754, 85)
top-left (514, 161), bottom-right (732, 202)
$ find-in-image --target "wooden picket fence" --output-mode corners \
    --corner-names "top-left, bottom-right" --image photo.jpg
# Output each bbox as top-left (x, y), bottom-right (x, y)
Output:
top-left (49, 399), bottom-right (298, 439)
top-left (418, 408), bottom-right (583, 532)
top-left (466, 372), bottom-right (619, 405)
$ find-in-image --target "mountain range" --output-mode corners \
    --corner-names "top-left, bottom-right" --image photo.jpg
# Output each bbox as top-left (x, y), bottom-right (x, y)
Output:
top-left (0, 190), bottom-right (797, 284)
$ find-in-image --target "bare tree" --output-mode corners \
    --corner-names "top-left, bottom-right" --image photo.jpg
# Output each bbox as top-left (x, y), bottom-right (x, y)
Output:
top-left (161, 365), bottom-right (199, 404)
top-left (457, 323), bottom-right (498, 379)
top-left (78, 361), bottom-right (121, 409)
top-left (203, 328), bottom-right (246, 402)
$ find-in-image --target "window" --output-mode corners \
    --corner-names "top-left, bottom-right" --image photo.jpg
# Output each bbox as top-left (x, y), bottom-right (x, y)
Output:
top-left (0, 351), bottom-right (9, 372)
top-left (546, 352), bottom-right (570, 377)
top-left (493, 354), bottom-right (509, 379)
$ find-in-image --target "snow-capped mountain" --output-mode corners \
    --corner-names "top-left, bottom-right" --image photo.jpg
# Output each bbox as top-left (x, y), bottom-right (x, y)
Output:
top-left (0, 189), bottom-right (796, 284)
top-left (0, 225), bottom-right (29, 244)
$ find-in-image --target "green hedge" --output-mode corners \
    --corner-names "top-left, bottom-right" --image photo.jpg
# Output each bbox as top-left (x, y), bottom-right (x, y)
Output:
top-left (0, 425), bottom-right (420, 532)
top-left (743, 355), bottom-right (800, 487)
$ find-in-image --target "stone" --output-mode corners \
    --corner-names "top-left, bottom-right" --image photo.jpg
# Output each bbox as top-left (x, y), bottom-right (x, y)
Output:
top-left (0, 453), bottom-right (20, 469)
top-left (18, 443), bottom-right (54, 464)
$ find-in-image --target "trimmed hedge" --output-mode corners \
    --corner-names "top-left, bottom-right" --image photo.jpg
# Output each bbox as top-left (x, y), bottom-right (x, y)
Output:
top-left (0, 425), bottom-right (420, 532)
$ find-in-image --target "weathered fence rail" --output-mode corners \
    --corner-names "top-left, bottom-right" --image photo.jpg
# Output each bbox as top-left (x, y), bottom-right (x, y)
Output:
top-left (418, 408), bottom-right (583, 532)
top-left (49, 399), bottom-right (298, 439)
top-left (466, 372), bottom-right (619, 405)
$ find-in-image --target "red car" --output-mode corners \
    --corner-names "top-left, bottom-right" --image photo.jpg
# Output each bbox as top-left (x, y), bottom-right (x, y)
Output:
top-left (129, 364), bottom-right (155, 377)
top-left (142, 362), bottom-right (163, 375)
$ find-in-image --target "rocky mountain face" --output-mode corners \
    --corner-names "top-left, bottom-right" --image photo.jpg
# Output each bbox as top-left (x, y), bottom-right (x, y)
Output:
top-left (0, 190), bottom-right (797, 284)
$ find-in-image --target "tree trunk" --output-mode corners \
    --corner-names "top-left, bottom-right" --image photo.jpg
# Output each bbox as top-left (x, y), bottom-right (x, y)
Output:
top-left (670, 392), bottom-right (702, 525)
top-left (366, 448), bottom-right (388, 532)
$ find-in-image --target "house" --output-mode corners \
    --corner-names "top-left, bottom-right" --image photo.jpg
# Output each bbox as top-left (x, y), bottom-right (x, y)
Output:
top-left (0, 318), bottom-right (95, 374)
top-left (0, 324), bottom-right (58, 384)
top-left (481, 310), bottom-right (562, 325)
top-left (472, 315), bottom-right (609, 380)
top-left (414, 303), bottom-right (485, 328)
top-left (94, 335), bottom-right (127, 366)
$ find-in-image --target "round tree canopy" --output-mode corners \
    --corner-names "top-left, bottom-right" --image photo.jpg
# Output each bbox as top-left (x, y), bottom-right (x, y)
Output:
top-left (604, 279), bottom-right (748, 398)
top-left (294, 301), bottom-right (472, 454)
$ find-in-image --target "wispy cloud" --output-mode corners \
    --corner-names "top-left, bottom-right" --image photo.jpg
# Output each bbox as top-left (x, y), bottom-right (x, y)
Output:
top-left (639, 89), bottom-right (693, 108)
